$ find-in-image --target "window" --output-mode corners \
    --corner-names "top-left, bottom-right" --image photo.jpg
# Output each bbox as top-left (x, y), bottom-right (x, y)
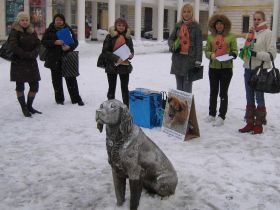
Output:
top-left (242, 16), bottom-right (249, 33)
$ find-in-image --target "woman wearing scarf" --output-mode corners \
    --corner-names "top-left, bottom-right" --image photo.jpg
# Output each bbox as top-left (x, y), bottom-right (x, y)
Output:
top-left (9, 12), bottom-right (41, 117)
top-left (168, 4), bottom-right (202, 93)
top-left (41, 14), bottom-right (84, 106)
top-left (239, 11), bottom-right (276, 134)
top-left (205, 14), bottom-right (238, 126)
top-left (100, 18), bottom-right (134, 107)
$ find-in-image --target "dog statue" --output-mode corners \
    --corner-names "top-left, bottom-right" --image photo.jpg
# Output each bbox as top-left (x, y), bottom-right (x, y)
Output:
top-left (96, 99), bottom-right (178, 210)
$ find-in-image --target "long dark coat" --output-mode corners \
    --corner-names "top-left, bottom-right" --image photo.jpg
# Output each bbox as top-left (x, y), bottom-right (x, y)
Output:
top-left (168, 21), bottom-right (202, 80)
top-left (9, 22), bottom-right (41, 82)
top-left (41, 23), bottom-right (78, 70)
top-left (101, 27), bottom-right (134, 74)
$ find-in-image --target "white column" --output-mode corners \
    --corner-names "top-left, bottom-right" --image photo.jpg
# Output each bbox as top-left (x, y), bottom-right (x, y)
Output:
top-left (116, 4), bottom-right (121, 19)
top-left (24, 0), bottom-right (29, 15)
top-left (208, 0), bottom-right (214, 18)
top-left (194, 0), bottom-right (200, 22)
top-left (152, 6), bottom-right (158, 39)
top-left (46, 0), bottom-right (53, 27)
top-left (157, 0), bottom-right (164, 41)
top-left (108, 0), bottom-right (116, 28)
top-left (0, 0), bottom-right (5, 39)
top-left (168, 9), bottom-right (175, 33)
top-left (64, 0), bottom-right (72, 24)
top-left (272, 0), bottom-right (279, 42)
top-left (77, 0), bottom-right (85, 41)
top-left (134, 0), bottom-right (142, 41)
top-left (177, 0), bottom-right (183, 22)
top-left (91, 1), bottom-right (98, 41)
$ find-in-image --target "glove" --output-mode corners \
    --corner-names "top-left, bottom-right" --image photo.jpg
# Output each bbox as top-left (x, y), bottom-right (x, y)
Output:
top-left (229, 52), bottom-right (237, 59)
top-left (250, 50), bottom-right (257, 57)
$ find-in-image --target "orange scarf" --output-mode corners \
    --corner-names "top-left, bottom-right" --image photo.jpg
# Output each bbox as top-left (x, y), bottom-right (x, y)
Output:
top-left (179, 21), bottom-right (192, 54)
top-left (212, 34), bottom-right (227, 57)
top-left (113, 35), bottom-right (129, 65)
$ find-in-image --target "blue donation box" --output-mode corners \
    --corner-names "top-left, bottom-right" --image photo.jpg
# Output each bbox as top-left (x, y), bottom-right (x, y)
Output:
top-left (129, 88), bottom-right (164, 128)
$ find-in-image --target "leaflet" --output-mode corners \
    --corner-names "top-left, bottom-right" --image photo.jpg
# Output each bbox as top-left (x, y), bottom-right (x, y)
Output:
top-left (216, 54), bottom-right (234, 62)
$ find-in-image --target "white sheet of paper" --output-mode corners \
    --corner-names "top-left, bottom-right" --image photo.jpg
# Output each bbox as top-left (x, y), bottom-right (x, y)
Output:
top-left (216, 54), bottom-right (234, 62)
top-left (113, 44), bottom-right (131, 61)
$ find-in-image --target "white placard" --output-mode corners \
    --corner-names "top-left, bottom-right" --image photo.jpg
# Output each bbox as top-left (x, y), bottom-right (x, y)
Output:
top-left (113, 44), bottom-right (131, 61)
top-left (216, 54), bottom-right (234, 62)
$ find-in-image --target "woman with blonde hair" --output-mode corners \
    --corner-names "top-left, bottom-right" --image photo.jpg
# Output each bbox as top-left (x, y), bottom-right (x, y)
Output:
top-left (239, 10), bottom-right (277, 134)
top-left (168, 3), bottom-right (203, 93)
top-left (9, 12), bottom-right (41, 117)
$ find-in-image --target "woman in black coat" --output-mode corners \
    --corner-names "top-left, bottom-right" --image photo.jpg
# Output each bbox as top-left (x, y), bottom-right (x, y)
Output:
top-left (9, 12), bottom-right (41, 117)
top-left (41, 13), bottom-right (84, 106)
top-left (100, 18), bottom-right (134, 107)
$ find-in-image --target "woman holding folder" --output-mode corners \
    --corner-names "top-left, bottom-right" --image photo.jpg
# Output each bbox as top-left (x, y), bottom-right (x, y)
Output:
top-left (41, 13), bottom-right (84, 106)
top-left (100, 18), bottom-right (134, 107)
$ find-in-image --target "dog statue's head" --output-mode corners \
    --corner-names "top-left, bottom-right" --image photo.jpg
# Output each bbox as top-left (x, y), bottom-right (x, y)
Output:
top-left (96, 99), bottom-right (133, 135)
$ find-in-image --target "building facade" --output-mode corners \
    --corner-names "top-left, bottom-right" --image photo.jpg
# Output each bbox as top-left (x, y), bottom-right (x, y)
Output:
top-left (0, 0), bottom-right (279, 41)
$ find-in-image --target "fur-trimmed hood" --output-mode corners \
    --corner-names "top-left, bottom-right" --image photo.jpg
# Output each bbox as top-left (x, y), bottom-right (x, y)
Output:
top-left (109, 26), bottom-right (131, 38)
top-left (12, 22), bottom-right (34, 34)
top-left (208, 14), bottom-right (231, 36)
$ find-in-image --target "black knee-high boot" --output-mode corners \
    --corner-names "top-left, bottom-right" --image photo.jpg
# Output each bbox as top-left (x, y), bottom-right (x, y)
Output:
top-left (18, 95), bottom-right (31, 117)
top-left (27, 96), bottom-right (42, 114)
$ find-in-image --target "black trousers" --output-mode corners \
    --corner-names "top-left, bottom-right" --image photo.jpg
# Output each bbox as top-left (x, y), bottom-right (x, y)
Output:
top-left (208, 68), bottom-right (233, 120)
top-left (51, 68), bottom-right (81, 103)
top-left (107, 73), bottom-right (129, 107)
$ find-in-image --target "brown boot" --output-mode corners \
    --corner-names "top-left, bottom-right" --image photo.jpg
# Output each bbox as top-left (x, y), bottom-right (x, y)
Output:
top-left (239, 105), bottom-right (255, 133)
top-left (252, 106), bottom-right (266, 134)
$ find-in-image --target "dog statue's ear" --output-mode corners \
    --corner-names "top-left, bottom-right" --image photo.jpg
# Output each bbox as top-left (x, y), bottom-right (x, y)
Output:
top-left (97, 122), bottom-right (103, 133)
top-left (119, 106), bottom-right (133, 135)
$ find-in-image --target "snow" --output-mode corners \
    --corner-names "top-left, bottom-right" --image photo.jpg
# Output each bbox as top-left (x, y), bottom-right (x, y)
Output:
top-left (0, 38), bottom-right (280, 210)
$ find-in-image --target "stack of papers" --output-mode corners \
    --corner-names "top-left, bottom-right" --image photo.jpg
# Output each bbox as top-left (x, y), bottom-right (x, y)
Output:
top-left (113, 44), bottom-right (131, 61)
top-left (216, 54), bottom-right (234, 62)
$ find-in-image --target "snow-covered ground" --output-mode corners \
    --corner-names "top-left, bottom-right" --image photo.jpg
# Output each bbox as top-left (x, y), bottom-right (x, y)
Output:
top-left (0, 39), bottom-right (280, 210)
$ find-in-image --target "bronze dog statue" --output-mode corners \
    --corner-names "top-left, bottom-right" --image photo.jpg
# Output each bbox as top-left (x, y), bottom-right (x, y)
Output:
top-left (96, 99), bottom-right (178, 210)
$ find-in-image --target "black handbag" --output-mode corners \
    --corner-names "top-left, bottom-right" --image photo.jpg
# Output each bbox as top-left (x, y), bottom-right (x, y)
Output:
top-left (39, 44), bottom-right (47, 61)
top-left (0, 36), bottom-right (13, 61)
top-left (189, 65), bottom-right (203, 81)
top-left (248, 53), bottom-right (280, 94)
top-left (97, 52), bottom-right (107, 69)
top-left (61, 51), bottom-right (79, 77)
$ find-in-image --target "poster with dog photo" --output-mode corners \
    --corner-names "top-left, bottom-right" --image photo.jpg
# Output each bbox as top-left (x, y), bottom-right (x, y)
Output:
top-left (162, 89), bottom-right (200, 140)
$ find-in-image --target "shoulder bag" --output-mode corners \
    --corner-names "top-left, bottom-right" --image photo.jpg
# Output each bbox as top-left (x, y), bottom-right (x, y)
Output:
top-left (61, 51), bottom-right (79, 77)
top-left (248, 52), bottom-right (280, 94)
top-left (0, 35), bottom-right (13, 61)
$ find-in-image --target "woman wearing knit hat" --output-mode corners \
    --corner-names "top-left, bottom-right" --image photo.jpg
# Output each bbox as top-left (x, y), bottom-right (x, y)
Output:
top-left (41, 13), bottom-right (84, 106)
top-left (8, 11), bottom-right (41, 117)
top-left (168, 4), bottom-right (203, 93)
top-left (205, 14), bottom-right (238, 127)
top-left (98, 18), bottom-right (134, 107)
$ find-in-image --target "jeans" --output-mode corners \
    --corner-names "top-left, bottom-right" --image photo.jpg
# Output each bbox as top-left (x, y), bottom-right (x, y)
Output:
top-left (244, 68), bottom-right (265, 107)
top-left (208, 68), bottom-right (233, 120)
top-left (175, 75), bottom-right (192, 93)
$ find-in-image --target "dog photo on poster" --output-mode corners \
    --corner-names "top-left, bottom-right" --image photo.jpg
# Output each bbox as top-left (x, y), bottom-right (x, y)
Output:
top-left (162, 89), bottom-right (200, 140)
